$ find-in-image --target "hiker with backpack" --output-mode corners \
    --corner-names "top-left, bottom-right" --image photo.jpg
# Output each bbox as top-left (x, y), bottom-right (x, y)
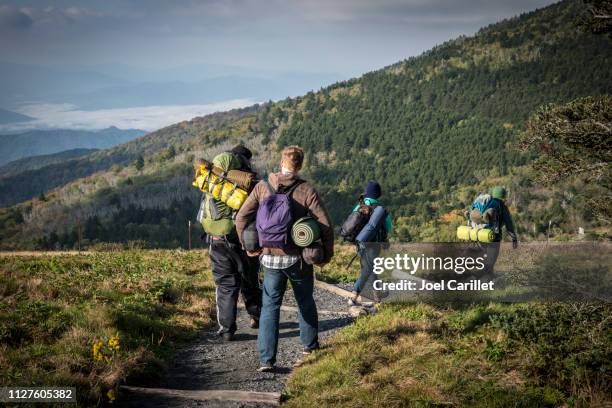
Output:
top-left (340, 181), bottom-right (393, 305)
top-left (235, 145), bottom-right (334, 372)
top-left (465, 186), bottom-right (518, 274)
top-left (198, 146), bottom-right (262, 341)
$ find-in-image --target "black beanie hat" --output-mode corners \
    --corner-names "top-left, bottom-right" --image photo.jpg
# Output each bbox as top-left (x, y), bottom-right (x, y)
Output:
top-left (231, 145), bottom-right (252, 160)
top-left (364, 180), bottom-right (382, 199)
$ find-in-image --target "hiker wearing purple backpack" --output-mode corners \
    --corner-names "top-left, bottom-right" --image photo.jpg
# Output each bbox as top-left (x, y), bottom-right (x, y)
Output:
top-left (235, 145), bottom-right (334, 372)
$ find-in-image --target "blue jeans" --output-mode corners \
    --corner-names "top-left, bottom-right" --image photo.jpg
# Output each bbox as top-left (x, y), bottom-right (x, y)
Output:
top-left (353, 244), bottom-right (381, 294)
top-left (258, 261), bottom-right (319, 366)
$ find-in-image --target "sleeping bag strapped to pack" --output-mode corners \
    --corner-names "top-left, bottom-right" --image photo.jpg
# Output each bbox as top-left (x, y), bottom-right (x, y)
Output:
top-left (355, 205), bottom-right (387, 243)
top-left (194, 152), bottom-right (244, 236)
top-left (192, 153), bottom-right (250, 210)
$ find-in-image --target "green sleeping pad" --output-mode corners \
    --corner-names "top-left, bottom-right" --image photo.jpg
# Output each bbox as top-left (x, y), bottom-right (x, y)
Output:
top-left (291, 217), bottom-right (321, 247)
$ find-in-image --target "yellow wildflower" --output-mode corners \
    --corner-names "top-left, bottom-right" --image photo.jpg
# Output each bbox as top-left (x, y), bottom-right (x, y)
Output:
top-left (108, 335), bottom-right (120, 351)
top-left (92, 340), bottom-right (104, 362)
top-left (107, 389), bottom-right (116, 404)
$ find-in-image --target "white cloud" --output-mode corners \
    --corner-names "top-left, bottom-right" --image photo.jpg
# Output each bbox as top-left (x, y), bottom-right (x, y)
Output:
top-left (1, 99), bottom-right (256, 132)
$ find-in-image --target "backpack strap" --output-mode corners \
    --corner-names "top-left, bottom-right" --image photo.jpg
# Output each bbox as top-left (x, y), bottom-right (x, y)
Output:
top-left (263, 177), bottom-right (276, 195)
top-left (280, 178), bottom-right (305, 196)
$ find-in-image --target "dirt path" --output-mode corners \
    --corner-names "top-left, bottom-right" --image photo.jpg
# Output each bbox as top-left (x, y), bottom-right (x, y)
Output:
top-left (119, 282), bottom-right (353, 407)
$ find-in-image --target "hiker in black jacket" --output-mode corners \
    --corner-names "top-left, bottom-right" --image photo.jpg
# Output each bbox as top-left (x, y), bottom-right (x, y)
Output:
top-left (206, 146), bottom-right (262, 342)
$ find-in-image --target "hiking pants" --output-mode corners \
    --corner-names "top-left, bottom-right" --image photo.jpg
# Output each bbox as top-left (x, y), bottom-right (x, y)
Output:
top-left (353, 244), bottom-right (381, 295)
top-left (482, 241), bottom-right (501, 276)
top-left (209, 240), bottom-right (262, 334)
top-left (258, 261), bottom-right (319, 366)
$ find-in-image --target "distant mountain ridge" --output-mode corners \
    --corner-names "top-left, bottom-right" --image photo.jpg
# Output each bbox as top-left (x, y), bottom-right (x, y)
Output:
top-left (0, 108), bottom-right (33, 125)
top-left (0, 107), bottom-right (258, 208)
top-left (0, 127), bottom-right (145, 166)
top-left (0, 148), bottom-right (98, 178)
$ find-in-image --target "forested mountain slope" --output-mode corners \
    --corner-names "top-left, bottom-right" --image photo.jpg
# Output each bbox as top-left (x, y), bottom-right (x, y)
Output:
top-left (1, 0), bottom-right (610, 249)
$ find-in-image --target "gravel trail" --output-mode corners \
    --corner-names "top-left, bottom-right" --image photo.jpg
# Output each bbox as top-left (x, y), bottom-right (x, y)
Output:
top-left (119, 283), bottom-right (353, 407)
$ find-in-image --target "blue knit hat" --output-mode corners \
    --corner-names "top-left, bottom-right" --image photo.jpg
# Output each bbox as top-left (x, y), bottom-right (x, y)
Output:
top-left (364, 180), bottom-right (382, 199)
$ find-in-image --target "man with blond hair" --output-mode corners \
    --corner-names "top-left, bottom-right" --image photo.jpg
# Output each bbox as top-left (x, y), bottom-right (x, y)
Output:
top-left (236, 145), bottom-right (334, 372)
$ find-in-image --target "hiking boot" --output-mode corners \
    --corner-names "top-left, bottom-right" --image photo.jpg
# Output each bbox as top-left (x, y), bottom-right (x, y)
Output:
top-left (347, 292), bottom-right (359, 306)
top-left (303, 345), bottom-right (319, 355)
top-left (257, 364), bottom-right (273, 372)
top-left (373, 289), bottom-right (389, 303)
top-left (295, 346), bottom-right (319, 367)
top-left (249, 317), bottom-right (259, 329)
top-left (221, 332), bottom-right (234, 342)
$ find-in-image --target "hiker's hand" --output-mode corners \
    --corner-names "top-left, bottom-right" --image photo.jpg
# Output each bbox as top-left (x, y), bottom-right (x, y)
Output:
top-left (247, 250), bottom-right (262, 257)
top-left (512, 241), bottom-right (518, 249)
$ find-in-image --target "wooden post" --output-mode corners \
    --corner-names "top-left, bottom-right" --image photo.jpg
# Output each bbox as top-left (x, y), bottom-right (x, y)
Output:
top-left (188, 220), bottom-right (192, 250)
top-left (77, 218), bottom-right (82, 252)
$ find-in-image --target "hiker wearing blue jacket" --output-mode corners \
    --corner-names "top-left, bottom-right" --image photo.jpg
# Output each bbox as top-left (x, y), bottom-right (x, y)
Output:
top-left (467, 186), bottom-right (518, 275)
top-left (468, 186), bottom-right (517, 245)
top-left (349, 181), bottom-right (393, 305)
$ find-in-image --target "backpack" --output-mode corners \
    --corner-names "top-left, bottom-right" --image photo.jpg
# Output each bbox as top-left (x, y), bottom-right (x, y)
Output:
top-left (256, 178), bottom-right (304, 249)
top-left (469, 194), bottom-right (502, 230)
top-left (197, 152), bottom-right (241, 236)
top-left (340, 200), bottom-right (377, 243)
top-left (355, 205), bottom-right (388, 243)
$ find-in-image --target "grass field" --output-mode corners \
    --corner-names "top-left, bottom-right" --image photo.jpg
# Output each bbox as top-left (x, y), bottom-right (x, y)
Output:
top-left (1, 245), bottom-right (610, 407)
top-left (0, 250), bottom-right (215, 406)
top-left (287, 243), bottom-right (612, 407)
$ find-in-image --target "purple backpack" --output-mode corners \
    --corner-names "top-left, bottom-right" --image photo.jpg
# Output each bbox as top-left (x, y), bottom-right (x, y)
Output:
top-left (256, 178), bottom-right (304, 249)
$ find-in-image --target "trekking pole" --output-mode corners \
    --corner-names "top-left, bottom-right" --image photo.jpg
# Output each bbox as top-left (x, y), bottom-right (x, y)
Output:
top-left (345, 252), bottom-right (358, 270)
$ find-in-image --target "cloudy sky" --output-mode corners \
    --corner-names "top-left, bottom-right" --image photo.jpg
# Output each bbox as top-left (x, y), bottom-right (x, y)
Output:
top-left (1, 0), bottom-right (556, 77)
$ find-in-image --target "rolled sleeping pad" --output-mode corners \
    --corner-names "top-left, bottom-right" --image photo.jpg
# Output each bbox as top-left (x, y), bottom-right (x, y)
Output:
top-left (242, 221), bottom-right (260, 252)
top-left (355, 205), bottom-right (387, 243)
top-left (291, 217), bottom-right (321, 247)
top-left (471, 227), bottom-right (495, 243)
top-left (456, 225), bottom-right (496, 243)
top-left (456, 225), bottom-right (471, 241)
top-left (226, 170), bottom-right (255, 190)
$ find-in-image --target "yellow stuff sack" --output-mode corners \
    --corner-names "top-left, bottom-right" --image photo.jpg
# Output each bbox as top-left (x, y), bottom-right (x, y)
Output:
top-left (192, 162), bottom-right (248, 210)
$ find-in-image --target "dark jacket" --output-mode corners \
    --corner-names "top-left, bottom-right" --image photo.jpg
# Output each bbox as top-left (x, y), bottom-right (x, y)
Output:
top-left (494, 199), bottom-right (517, 242)
top-left (235, 172), bottom-right (334, 263)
